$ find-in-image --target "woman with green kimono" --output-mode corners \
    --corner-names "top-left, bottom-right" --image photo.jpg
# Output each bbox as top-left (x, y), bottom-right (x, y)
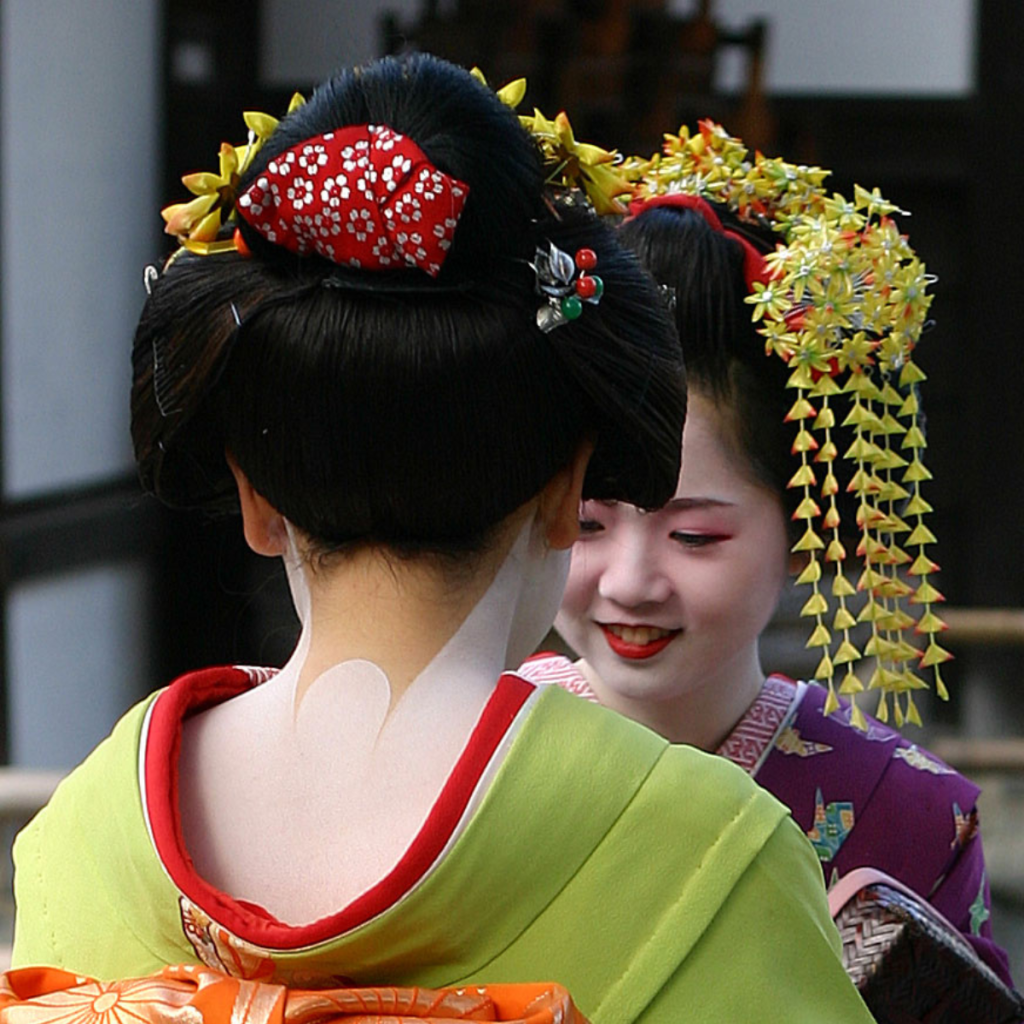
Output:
top-left (12, 54), bottom-right (872, 1022)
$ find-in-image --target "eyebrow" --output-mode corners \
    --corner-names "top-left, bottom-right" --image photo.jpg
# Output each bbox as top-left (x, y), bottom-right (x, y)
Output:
top-left (663, 497), bottom-right (736, 511)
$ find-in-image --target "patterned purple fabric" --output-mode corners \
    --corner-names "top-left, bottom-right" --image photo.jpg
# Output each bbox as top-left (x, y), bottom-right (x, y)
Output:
top-left (517, 655), bottom-right (1016, 988)
top-left (758, 680), bottom-right (1013, 987)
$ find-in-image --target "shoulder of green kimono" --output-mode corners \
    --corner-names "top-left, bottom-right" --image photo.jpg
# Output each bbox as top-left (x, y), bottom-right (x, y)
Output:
top-left (11, 689), bottom-right (191, 978)
top-left (462, 689), bottom-right (834, 1020)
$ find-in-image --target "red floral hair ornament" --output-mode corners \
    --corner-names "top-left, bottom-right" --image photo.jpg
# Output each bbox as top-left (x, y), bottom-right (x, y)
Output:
top-left (236, 124), bottom-right (470, 277)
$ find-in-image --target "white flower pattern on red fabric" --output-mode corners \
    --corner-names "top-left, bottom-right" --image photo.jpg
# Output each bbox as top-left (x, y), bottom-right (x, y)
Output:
top-left (237, 125), bottom-right (468, 277)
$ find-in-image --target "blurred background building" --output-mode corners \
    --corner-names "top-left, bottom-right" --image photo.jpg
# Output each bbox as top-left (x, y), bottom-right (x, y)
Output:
top-left (0, 0), bottom-right (1021, 968)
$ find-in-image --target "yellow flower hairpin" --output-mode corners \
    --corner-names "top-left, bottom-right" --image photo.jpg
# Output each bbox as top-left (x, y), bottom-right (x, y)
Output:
top-left (161, 92), bottom-right (306, 255)
top-left (472, 67), bottom-right (633, 216)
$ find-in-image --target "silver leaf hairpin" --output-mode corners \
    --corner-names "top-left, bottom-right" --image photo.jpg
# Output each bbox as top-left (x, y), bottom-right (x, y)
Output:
top-left (532, 241), bottom-right (604, 333)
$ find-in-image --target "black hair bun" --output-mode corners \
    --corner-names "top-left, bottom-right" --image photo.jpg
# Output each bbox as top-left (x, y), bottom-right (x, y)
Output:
top-left (132, 54), bottom-right (685, 558)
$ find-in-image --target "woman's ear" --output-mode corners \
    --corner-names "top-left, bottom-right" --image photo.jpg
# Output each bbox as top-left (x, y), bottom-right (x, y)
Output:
top-left (227, 454), bottom-right (289, 557)
top-left (537, 440), bottom-right (594, 550)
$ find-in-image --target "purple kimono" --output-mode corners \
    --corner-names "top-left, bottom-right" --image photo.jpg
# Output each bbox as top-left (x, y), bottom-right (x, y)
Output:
top-left (518, 655), bottom-right (1014, 987)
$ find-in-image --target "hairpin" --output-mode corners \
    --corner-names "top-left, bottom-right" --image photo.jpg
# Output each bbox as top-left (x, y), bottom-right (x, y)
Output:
top-left (533, 243), bottom-right (603, 333)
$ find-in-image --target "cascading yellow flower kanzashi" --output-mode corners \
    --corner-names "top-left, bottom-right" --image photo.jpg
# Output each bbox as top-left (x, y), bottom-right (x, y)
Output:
top-left (632, 120), bottom-right (950, 728)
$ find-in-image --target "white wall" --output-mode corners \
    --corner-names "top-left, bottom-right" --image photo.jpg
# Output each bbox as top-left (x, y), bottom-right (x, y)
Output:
top-left (674, 0), bottom-right (977, 96)
top-left (262, 0), bottom-right (976, 97)
top-left (1, 0), bottom-right (161, 498)
top-left (8, 564), bottom-right (150, 769)
top-left (0, 0), bottom-right (161, 767)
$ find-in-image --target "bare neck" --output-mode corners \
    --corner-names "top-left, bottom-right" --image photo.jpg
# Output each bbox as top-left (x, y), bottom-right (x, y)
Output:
top-left (581, 643), bottom-right (766, 751)
top-left (292, 542), bottom-right (508, 710)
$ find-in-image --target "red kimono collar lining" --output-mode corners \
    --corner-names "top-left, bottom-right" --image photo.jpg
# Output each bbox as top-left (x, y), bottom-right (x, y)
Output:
top-left (142, 666), bottom-right (535, 950)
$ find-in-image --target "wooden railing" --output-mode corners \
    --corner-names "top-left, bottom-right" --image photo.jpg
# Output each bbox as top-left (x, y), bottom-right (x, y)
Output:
top-left (931, 608), bottom-right (1024, 771)
top-left (0, 770), bottom-right (63, 819)
top-left (930, 738), bottom-right (1024, 774)
top-left (942, 608), bottom-right (1024, 646)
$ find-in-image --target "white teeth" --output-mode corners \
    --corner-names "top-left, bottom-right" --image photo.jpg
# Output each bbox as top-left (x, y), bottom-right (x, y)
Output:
top-left (607, 624), bottom-right (673, 645)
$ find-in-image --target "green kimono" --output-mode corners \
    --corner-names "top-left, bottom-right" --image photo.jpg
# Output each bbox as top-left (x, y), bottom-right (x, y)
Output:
top-left (12, 667), bottom-right (872, 1022)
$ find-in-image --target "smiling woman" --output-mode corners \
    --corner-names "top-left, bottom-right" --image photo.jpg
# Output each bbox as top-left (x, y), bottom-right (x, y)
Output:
top-left (557, 392), bottom-right (790, 749)
top-left (520, 124), bottom-right (1016, 996)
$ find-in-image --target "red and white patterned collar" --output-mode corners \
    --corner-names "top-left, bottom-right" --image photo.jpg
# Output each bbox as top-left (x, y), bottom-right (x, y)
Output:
top-left (715, 675), bottom-right (802, 774)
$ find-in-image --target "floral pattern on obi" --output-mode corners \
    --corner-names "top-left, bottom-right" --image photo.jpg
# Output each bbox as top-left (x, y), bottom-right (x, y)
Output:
top-left (0, 971), bottom-right (204, 1024)
top-left (180, 897), bottom-right (277, 981)
top-left (0, 963), bottom-right (585, 1024)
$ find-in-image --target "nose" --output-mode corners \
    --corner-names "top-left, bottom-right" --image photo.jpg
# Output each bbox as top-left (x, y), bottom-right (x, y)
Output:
top-left (596, 531), bottom-right (674, 609)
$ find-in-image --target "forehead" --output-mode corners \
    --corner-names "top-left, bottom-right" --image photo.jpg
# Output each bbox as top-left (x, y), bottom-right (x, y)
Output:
top-left (673, 392), bottom-right (776, 505)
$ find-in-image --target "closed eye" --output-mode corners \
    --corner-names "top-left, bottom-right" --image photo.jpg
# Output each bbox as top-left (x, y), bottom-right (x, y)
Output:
top-left (579, 519), bottom-right (604, 535)
top-left (670, 531), bottom-right (725, 548)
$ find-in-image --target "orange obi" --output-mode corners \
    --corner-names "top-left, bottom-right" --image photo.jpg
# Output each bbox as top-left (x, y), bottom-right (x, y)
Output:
top-left (0, 964), bottom-right (589, 1024)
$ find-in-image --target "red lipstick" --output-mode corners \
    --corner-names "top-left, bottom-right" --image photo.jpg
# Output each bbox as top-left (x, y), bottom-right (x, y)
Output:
top-left (599, 624), bottom-right (679, 660)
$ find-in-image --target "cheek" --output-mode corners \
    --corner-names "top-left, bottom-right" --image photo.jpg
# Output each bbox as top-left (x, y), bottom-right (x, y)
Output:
top-left (741, 563), bottom-right (789, 636)
top-left (672, 561), bottom-right (739, 626)
top-left (678, 548), bottom-right (787, 635)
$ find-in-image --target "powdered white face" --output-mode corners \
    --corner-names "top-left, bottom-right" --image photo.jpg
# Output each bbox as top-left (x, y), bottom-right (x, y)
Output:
top-left (555, 392), bottom-right (790, 713)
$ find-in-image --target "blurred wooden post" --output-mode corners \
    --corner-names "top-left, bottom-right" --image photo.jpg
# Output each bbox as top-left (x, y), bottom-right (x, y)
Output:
top-left (0, 770), bottom-right (63, 818)
top-left (930, 738), bottom-right (1024, 774)
top-left (942, 608), bottom-right (1024, 646)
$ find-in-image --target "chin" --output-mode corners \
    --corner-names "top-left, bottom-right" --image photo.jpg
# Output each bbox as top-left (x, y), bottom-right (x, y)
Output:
top-left (593, 658), bottom-right (678, 699)
top-left (604, 644), bottom-right (714, 694)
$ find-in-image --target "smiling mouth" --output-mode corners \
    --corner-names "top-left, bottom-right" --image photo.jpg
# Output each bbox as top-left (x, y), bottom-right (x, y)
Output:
top-left (599, 623), bottom-right (681, 660)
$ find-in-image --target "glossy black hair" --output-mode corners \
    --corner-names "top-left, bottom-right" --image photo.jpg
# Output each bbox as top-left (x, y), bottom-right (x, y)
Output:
top-left (618, 205), bottom-right (795, 516)
top-left (132, 54), bottom-right (685, 557)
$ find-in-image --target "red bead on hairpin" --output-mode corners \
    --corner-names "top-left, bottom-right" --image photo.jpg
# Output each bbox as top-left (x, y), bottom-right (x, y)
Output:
top-left (574, 248), bottom-right (597, 271)
top-left (534, 244), bottom-right (604, 332)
